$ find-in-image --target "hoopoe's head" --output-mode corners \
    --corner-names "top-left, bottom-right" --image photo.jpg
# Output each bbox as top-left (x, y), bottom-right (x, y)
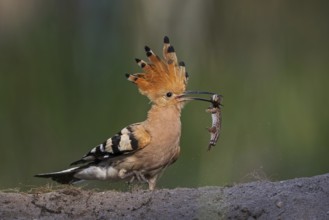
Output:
top-left (126, 36), bottom-right (189, 107)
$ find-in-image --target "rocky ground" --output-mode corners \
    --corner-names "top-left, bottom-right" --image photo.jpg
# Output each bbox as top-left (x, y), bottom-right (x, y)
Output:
top-left (1, 173), bottom-right (329, 219)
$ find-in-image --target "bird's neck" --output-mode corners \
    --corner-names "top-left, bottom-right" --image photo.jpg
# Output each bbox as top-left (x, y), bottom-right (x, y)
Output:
top-left (144, 104), bottom-right (182, 137)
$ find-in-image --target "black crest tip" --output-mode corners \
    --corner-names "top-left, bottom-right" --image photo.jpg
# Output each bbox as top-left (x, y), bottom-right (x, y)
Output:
top-left (144, 46), bottom-right (151, 52)
top-left (179, 61), bottom-right (185, 66)
top-left (135, 58), bottom-right (141, 63)
top-left (167, 46), bottom-right (175, 53)
top-left (125, 73), bottom-right (130, 78)
top-left (146, 51), bottom-right (152, 57)
top-left (164, 36), bottom-right (170, 44)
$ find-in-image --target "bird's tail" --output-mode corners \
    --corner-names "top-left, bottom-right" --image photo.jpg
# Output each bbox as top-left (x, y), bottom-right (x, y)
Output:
top-left (34, 167), bottom-right (82, 184)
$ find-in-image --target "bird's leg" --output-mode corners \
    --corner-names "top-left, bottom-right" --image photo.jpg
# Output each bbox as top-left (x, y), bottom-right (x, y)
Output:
top-left (147, 175), bottom-right (158, 191)
top-left (121, 169), bottom-right (148, 185)
top-left (133, 171), bottom-right (148, 183)
top-left (128, 175), bottom-right (135, 184)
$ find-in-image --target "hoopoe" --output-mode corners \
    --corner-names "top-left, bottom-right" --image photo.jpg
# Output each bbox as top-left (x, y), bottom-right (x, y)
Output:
top-left (35, 36), bottom-right (220, 190)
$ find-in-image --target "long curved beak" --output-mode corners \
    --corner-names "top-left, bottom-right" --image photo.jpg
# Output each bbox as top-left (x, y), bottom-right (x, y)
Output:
top-left (178, 90), bottom-right (223, 105)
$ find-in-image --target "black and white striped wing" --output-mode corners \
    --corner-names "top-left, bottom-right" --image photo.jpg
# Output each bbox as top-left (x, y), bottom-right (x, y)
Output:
top-left (70, 123), bottom-right (151, 165)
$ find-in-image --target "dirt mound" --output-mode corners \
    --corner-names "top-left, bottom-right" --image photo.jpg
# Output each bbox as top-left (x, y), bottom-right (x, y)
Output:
top-left (1, 173), bottom-right (329, 219)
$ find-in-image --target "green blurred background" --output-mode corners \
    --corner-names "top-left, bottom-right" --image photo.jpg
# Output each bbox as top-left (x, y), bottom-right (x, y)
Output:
top-left (1, 0), bottom-right (328, 190)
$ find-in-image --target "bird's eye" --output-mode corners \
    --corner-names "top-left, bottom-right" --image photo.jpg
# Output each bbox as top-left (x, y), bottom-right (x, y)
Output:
top-left (166, 92), bottom-right (173, 98)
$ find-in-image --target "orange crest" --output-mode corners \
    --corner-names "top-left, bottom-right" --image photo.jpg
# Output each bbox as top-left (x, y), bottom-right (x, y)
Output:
top-left (126, 36), bottom-right (189, 101)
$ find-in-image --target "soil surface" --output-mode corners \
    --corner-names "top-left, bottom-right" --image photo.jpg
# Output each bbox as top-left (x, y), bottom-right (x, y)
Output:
top-left (1, 173), bottom-right (329, 219)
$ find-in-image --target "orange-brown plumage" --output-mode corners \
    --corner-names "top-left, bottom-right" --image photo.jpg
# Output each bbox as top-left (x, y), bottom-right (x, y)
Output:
top-left (126, 36), bottom-right (188, 103)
